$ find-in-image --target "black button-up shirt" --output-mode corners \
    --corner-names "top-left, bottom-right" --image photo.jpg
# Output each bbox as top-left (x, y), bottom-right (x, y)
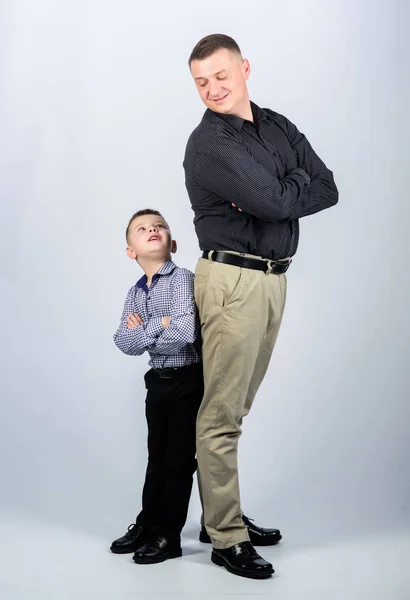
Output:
top-left (183, 102), bottom-right (338, 259)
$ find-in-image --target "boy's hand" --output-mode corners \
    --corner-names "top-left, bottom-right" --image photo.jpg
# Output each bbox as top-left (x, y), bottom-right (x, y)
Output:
top-left (161, 316), bottom-right (171, 328)
top-left (126, 313), bottom-right (143, 328)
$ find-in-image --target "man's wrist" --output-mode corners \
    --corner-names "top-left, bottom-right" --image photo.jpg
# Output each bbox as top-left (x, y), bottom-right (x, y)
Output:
top-left (290, 167), bottom-right (311, 187)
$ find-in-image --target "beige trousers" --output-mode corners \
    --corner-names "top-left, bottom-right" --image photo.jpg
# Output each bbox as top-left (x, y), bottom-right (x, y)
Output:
top-left (194, 254), bottom-right (287, 549)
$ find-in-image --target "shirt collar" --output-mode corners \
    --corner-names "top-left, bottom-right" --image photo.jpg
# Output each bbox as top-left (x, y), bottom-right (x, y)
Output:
top-left (136, 260), bottom-right (177, 289)
top-left (207, 101), bottom-right (268, 132)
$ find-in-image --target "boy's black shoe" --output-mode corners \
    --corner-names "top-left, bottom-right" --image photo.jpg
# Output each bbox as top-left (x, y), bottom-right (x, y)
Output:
top-left (110, 522), bottom-right (149, 554)
top-left (132, 533), bottom-right (182, 564)
top-left (199, 515), bottom-right (282, 546)
top-left (211, 541), bottom-right (274, 579)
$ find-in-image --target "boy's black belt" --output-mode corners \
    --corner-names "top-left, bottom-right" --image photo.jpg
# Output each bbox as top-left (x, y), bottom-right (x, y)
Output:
top-left (152, 362), bottom-right (203, 379)
top-left (202, 250), bottom-right (292, 275)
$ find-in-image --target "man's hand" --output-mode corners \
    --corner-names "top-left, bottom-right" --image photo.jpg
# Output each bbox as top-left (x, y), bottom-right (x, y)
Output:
top-left (126, 313), bottom-right (143, 328)
top-left (232, 203), bottom-right (242, 212)
top-left (161, 316), bottom-right (171, 328)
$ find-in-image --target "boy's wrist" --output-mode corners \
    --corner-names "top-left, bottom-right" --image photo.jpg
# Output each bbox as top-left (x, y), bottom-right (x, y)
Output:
top-left (161, 316), bottom-right (171, 328)
top-left (145, 317), bottom-right (163, 339)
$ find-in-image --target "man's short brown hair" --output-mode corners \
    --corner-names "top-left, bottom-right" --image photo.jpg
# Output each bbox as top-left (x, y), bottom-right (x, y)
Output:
top-left (188, 34), bottom-right (242, 67)
top-left (125, 209), bottom-right (166, 244)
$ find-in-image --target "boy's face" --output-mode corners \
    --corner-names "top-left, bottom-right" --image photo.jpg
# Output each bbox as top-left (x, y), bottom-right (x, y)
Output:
top-left (126, 214), bottom-right (175, 262)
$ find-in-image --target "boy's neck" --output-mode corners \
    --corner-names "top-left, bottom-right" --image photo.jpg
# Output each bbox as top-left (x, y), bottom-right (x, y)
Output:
top-left (138, 256), bottom-right (171, 286)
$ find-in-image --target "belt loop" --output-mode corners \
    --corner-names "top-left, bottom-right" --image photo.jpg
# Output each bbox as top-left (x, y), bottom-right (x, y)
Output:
top-left (208, 250), bottom-right (214, 261)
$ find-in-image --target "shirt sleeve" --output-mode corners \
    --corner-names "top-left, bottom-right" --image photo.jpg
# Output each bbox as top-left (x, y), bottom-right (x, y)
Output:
top-left (193, 131), bottom-right (311, 222)
top-left (271, 111), bottom-right (339, 218)
top-left (147, 269), bottom-right (199, 356)
top-left (113, 287), bottom-right (164, 356)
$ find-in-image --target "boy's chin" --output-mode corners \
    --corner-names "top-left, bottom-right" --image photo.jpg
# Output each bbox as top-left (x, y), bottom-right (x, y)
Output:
top-left (141, 249), bottom-right (171, 260)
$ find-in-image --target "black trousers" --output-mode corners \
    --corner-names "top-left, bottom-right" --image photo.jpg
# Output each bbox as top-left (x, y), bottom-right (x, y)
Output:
top-left (136, 362), bottom-right (204, 540)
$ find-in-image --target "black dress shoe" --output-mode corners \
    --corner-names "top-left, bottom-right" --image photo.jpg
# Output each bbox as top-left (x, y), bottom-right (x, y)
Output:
top-left (211, 542), bottom-right (274, 579)
top-left (199, 515), bottom-right (282, 546)
top-left (132, 534), bottom-right (182, 564)
top-left (110, 523), bottom-right (149, 554)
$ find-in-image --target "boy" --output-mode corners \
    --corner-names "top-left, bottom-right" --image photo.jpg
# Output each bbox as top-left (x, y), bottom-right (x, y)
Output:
top-left (110, 209), bottom-right (203, 564)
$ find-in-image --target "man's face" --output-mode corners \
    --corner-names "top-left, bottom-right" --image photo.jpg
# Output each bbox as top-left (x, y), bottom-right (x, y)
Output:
top-left (126, 214), bottom-right (173, 261)
top-left (190, 48), bottom-right (250, 116)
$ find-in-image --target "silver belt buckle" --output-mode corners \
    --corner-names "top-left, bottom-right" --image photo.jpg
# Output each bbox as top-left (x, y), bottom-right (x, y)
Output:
top-left (265, 259), bottom-right (275, 275)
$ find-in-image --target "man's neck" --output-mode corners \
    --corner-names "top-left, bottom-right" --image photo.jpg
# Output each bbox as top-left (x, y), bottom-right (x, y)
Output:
top-left (231, 96), bottom-right (253, 122)
top-left (138, 256), bottom-right (171, 286)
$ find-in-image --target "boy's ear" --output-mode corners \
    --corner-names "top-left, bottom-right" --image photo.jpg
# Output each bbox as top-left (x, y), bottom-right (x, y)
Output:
top-left (126, 246), bottom-right (137, 261)
top-left (171, 240), bottom-right (177, 254)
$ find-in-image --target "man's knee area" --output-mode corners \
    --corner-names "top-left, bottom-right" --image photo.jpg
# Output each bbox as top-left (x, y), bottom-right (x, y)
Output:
top-left (196, 424), bottom-right (241, 445)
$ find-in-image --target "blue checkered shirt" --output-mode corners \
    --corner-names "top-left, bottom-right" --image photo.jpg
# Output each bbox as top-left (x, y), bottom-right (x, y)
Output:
top-left (114, 260), bottom-right (202, 368)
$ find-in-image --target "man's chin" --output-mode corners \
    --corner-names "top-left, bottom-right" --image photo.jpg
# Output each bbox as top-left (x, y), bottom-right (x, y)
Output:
top-left (212, 104), bottom-right (230, 114)
top-left (207, 99), bottom-right (232, 114)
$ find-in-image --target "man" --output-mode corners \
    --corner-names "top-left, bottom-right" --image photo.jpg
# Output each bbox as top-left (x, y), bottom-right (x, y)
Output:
top-left (183, 34), bottom-right (338, 579)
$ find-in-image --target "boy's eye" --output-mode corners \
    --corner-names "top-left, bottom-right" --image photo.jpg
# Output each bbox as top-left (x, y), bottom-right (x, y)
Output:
top-left (138, 227), bottom-right (145, 231)
top-left (157, 224), bottom-right (164, 228)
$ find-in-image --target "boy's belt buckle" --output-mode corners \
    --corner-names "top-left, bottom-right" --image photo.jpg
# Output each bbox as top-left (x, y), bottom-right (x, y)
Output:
top-left (158, 368), bottom-right (173, 379)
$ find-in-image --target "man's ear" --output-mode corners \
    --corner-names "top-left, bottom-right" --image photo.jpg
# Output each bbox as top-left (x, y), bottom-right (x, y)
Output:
top-left (126, 246), bottom-right (138, 261)
top-left (243, 58), bottom-right (251, 80)
top-left (171, 240), bottom-right (177, 254)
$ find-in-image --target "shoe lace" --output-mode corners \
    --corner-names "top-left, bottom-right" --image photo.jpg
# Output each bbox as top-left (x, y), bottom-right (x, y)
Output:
top-left (239, 541), bottom-right (255, 556)
top-left (127, 523), bottom-right (142, 535)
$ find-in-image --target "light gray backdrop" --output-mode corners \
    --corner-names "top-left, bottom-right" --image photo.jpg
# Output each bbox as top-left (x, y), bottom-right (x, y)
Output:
top-left (1, 0), bottom-right (409, 545)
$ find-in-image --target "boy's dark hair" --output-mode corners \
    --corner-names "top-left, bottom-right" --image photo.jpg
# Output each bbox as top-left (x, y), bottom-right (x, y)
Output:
top-left (126, 209), bottom-right (165, 243)
top-left (188, 34), bottom-right (242, 67)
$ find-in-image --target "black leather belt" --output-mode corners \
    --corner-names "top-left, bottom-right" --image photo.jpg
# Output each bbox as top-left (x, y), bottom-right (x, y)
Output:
top-left (202, 251), bottom-right (291, 275)
top-left (152, 362), bottom-right (203, 380)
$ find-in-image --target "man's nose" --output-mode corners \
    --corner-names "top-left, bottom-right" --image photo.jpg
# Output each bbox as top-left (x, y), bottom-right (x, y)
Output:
top-left (208, 80), bottom-right (222, 98)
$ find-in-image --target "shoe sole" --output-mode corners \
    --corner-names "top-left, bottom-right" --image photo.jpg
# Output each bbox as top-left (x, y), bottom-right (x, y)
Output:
top-left (132, 549), bottom-right (182, 564)
top-left (211, 552), bottom-right (274, 579)
top-left (199, 531), bottom-right (282, 546)
top-left (110, 546), bottom-right (140, 554)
